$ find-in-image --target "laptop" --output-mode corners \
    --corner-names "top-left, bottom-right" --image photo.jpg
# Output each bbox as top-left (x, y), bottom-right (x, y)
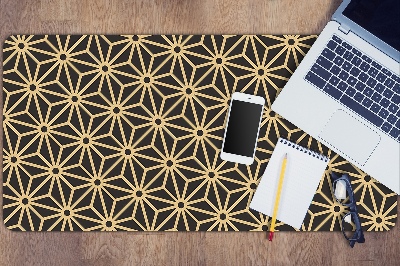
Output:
top-left (272, 0), bottom-right (400, 194)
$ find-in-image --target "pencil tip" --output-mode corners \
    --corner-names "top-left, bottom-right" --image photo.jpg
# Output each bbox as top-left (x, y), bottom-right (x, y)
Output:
top-left (284, 153), bottom-right (287, 159)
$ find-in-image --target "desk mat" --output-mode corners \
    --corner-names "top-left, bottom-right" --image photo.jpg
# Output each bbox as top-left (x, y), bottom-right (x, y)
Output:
top-left (3, 35), bottom-right (397, 231)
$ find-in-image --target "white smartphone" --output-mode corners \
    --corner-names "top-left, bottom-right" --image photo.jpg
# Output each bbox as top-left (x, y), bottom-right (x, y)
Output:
top-left (220, 92), bottom-right (265, 165)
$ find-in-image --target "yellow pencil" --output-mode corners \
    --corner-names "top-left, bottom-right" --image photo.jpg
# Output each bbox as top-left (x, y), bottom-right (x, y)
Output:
top-left (269, 153), bottom-right (288, 241)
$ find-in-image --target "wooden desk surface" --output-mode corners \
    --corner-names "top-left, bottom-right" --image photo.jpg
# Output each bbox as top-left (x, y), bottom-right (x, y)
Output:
top-left (0, 0), bottom-right (398, 265)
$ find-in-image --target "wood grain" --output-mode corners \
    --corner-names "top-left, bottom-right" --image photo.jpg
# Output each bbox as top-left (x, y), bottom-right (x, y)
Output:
top-left (1, 0), bottom-right (399, 265)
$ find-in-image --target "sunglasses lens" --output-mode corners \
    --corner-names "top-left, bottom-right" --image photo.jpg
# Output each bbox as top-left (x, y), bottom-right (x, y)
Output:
top-left (334, 180), bottom-right (351, 205)
top-left (342, 213), bottom-right (359, 240)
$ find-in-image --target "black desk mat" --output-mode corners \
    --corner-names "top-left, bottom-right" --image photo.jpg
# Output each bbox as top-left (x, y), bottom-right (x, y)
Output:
top-left (2, 35), bottom-right (397, 231)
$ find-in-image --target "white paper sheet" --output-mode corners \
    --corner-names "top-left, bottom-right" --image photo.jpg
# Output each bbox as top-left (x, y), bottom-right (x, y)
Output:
top-left (250, 138), bottom-right (329, 229)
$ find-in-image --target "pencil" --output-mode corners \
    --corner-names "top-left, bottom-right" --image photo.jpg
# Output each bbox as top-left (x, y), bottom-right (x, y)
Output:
top-left (269, 153), bottom-right (288, 241)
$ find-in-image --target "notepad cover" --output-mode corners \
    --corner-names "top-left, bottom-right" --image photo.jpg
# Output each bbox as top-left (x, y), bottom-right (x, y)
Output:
top-left (250, 138), bottom-right (329, 229)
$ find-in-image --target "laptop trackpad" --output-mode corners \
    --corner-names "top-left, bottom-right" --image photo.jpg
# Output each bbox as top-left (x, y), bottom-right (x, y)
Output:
top-left (319, 109), bottom-right (380, 165)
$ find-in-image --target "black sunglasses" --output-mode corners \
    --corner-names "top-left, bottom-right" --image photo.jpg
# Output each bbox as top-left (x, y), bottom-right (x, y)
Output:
top-left (331, 172), bottom-right (365, 248)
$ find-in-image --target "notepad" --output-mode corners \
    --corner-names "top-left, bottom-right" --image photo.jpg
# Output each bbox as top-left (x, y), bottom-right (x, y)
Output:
top-left (250, 138), bottom-right (329, 229)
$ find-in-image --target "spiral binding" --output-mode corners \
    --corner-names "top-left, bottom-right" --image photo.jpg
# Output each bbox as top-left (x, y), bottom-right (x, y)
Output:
top-left (279, 138), bottom-right (329, 162)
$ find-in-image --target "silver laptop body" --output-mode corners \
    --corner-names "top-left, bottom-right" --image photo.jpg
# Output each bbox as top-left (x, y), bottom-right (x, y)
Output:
top-left (272, 0), bottom-right (400, 193)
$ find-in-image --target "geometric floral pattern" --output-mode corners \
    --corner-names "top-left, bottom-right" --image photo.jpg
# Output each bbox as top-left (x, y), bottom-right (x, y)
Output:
top-left (3, 35), bottom-right (397, 231)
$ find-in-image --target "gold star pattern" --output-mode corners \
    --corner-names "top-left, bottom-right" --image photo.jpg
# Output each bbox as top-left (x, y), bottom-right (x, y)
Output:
top-left (3, 35), bottom-right (397, 231)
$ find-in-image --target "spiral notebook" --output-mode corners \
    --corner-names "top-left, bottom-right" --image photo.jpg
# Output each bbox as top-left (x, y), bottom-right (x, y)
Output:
top-left (250, 138), bottom-right (329, 229)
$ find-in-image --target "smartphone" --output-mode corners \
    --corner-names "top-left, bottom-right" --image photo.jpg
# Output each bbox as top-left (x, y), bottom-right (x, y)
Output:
top-left (220, 92), bottom-right (265, 165)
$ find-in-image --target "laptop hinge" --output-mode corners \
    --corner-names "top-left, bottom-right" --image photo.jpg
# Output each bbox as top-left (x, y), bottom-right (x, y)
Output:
top-left (338, 24), bottom-right (350, 34)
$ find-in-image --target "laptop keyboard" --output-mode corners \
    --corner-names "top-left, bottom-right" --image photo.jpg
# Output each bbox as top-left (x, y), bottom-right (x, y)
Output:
top-left (304, 34), bottom-right (400, 142)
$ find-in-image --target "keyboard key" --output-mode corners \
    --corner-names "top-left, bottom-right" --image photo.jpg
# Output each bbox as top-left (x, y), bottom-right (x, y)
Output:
top-left (340, 95), bottom-right (383, 127)
top-left (380, 98), bottom-right (390, 108)
top-left (378, 109), bottom-right (389, 119)
top-left (335, 46), bottom-right (346, 56)
top-left (312, 65), bottom-right (331, 80)
top-left (360, 62), bottom-right (370, 72)
top-left (305, 72), bottom-right (326, 89)
top-left (332, 35), bottom-right (342, 43)
top-left (388, 103), bottom-right (399, 114)
top-left (342, 61), bottom-right (352, 72)
top-left (347, 76), bottom-right (357, 86)
top-left (330, 65), bottom-right (341, 75)
top-left (327, 40), bottom-right (338, 50)
top-left (389, 127), bottom-right (400, 139)
top-left (329, 76), bottom-right (340, 86)
top-left (381, 123), bottom-right (392, 133)
top-left (371, 103), bottom-right (381, 113)
top-left (381, 68), bottom-right (391, 75)
top-left (339, 71), bottom-right (349, 81)
top-left (362, 98), bottom-right (373, 108)
top-left (366, 78), bottom-right (377, 88)
top-left (351, 56), bottom-right (362, 66)
top-left (342, 41), bottom-right (352, 50)
top-left (359, 73), bottom-right (369, 82)
top-left (384, 78), bottom-right (395, 88)
top-left (372, 92), bottom-right (382, 102)
top-left (396, 119), bottom-right (400, 129)
top-left (350, 67), bottom-right (361, 77)
top-left (323, 84), bottom-right (342, 100)
top-left (354, 92), bottom-right (364, 102)
top-left (338, 81), bottom-right (348, 91)
top-left (393, 76), bottom-right (400, 83)
top-left (368, 67), bottom-right (379, 78)
top-left (322, 48), bottom-right (335, 60)
top-left (362, 55), bottom-right (372, 63)
top-left (343, 51), bottom-right (354, 61)
top-left (374, 83), bottom-right (385, 93)
top-left (333, 57), bottom-right (344, 66)
top-left (355, 81), bottom-right (366, 91)
top-left (317, 56), bottom-right (333, 70)
top-left (352, 48), bottom-right (362, 57)
top-left (371, 61), bottom-right (382, 70)
top-left (383, 89), bottom-right (393, 99)
top-left (393, 84), bottom-right (400, 94)
top-left (346, 87), bottom-right (356, 97)
top-left (377, 73), bottom-right (387, 83)
top-left (364, 87), bottom-right (374, 97)
top-left (391, 94), bottom-right (400, 104)
top-left (387, 114), bottom-right (397, 125)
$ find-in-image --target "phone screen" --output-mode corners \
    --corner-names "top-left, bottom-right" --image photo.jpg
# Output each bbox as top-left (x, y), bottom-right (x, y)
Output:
top-left (223, 100), bottom-right (263, 157)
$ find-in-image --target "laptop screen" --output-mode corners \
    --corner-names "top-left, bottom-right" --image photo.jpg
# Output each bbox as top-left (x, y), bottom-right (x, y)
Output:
top-left (343, 0), bottom-right (400, 51)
